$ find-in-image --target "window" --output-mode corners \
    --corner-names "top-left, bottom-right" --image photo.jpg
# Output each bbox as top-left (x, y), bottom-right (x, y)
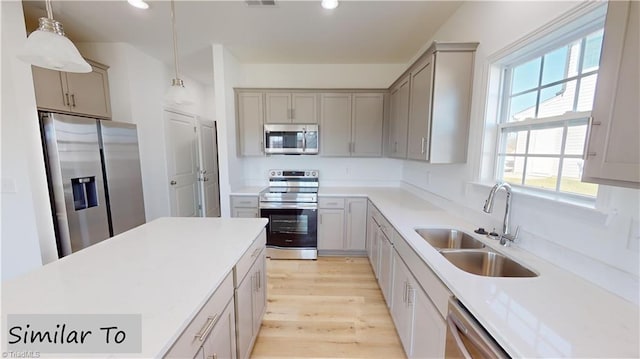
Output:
top-left (496, 27), bottom-right (604, 198)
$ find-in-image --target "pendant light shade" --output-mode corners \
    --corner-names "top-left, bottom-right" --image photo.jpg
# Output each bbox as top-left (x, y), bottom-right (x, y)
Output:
top-left (165, 0), bottom-right (193, 105)
top-left (165, 79), bottom-right (192, 106)
top-left (17, 1), bottom-right (91, 73)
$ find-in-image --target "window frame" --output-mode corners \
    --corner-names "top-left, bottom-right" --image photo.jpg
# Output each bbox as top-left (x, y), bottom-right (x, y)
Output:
top-left (493, 21), bottom-right (606, 201)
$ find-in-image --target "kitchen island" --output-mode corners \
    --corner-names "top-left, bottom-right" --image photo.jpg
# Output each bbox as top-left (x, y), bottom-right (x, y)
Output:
top-left (1, 217), bottom-right (268, 358)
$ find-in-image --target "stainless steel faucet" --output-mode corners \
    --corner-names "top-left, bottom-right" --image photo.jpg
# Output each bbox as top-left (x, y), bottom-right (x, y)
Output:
top-left (483, 182), bottom-right (519, 246)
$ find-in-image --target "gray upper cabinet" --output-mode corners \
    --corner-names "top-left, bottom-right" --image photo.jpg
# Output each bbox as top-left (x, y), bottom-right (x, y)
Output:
top-left (236, 92), bottom-right (265, 156)
top-left (320, 93), bottom-right (352, 156)
top-left (395, 42), bottom-right (478, 163)
top-left (320, 92), bottom-right (384, 157)
top-left (236, 89), bottom-right (384, 157)
top-left (32, 60), bottom-right (112, 119)
top-left (388, 75), bottom-right (410, 159)
top-left (582, 0), bottom-right (639, 188)
top-left (352, 93), bottom-right (384, 157)
top-left (265, 91), bottom-right (317, 124)
top-left (407, 57), bottom-right (433, 161)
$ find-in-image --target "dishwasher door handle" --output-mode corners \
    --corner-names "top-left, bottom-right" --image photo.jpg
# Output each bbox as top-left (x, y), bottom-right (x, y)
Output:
top-left (446, 299), bottom-right (508, 359)
top-left (447, 315), bottom-right (473, 359)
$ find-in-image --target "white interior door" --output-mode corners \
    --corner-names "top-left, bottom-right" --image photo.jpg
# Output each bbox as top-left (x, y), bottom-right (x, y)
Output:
top-left (197, 119), bottom-right (221, 217)
top-left (165, 110), bottom-right (199, 217)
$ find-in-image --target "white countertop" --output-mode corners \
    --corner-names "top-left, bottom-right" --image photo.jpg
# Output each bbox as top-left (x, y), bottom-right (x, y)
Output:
top-left (324, 187), bottom-right (638, 357)
top-left (1, 217), bottom-right (268, 358)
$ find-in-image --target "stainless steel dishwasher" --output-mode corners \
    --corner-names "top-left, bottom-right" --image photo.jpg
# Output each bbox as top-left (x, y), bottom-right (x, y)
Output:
top-left (445, 298), bottom-right (510, 359)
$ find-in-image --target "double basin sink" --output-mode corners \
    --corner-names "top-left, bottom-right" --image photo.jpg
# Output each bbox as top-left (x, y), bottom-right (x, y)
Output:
top-left (415, 228), bottom-right (537, 278)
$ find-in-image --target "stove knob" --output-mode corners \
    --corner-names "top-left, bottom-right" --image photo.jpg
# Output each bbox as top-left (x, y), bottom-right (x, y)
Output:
top-left (270, 171), bottom-right (275, 176)
top-left (311, 171), bottom-right (317, 177)
top-left (277, 171), bottom-right (282, 176)
top-left (305, 171), bottom-right (310, 176)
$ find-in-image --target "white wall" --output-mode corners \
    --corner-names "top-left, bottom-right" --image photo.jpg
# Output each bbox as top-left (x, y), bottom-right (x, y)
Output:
top-left (238, 64), bottom-right (404, 89)
top-left (1, 0), bottom-right (58, 280)
top-left (76, 42), bottom-right (214, 221)
top-left (213, 45), bottom-right (244, 217)
top-left (244, 157), bottom-right (403, 187)
top-left (400, 1), bottom-right (640, 303)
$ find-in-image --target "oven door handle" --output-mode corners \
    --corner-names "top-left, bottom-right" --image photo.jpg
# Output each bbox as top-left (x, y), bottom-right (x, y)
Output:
top-left (260, 203), bottom-right (318, 210)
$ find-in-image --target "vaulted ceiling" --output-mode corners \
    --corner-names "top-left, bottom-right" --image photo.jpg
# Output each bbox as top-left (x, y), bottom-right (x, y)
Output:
top-left (22, 1), bottom-right (463, 84)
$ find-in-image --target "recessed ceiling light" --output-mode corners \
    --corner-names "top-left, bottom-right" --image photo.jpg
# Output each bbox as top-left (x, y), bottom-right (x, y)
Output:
top-left (321, 0), bottom-right (339, 10)
top-left (127, 0), bottom-right (149, 10)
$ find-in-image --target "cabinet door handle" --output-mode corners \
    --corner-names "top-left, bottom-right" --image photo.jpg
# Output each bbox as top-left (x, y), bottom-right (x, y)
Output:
top-left (421, 137), bottom-right (425, 154)
top-left (250, 247), bottom-right (261, 258)
top-left (319, 214), bottom-right (323, 225)
top-left (170, 180), bottom-right (177, 185)
top-left (207, 354), bottom-right (218, 359)
top-left (348, 202), bottom-right (352, 214)
top-left (257, 270), bottom-right (261, 289)
top-left (195, 314), bottom-right (219, 341)
top-left (65, 93), bottom-right (70, 106)
top-left (71, 94), bottom-right (76, 107)
top-left (583, 116), bottom-right (601, 159)
top-left (402, 280), bottom-right (408, 303)
top-left (407, 284), bottom-right (414, 306)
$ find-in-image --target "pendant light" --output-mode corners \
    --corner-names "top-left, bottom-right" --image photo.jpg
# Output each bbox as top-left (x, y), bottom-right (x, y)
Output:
top-left (165, 0), bottom-right (193, 105)
top-left (17, 0), bottom-right (91, 73)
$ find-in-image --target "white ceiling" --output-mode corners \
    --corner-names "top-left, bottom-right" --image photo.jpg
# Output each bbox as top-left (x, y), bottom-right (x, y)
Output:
top-left (22, 1), bottom-right (463, 85)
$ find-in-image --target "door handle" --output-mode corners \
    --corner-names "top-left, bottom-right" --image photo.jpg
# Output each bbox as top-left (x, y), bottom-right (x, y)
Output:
top-left (194, 314), bottom-right (219, 341)
top-left (65, 93), bottom-right (70, 106)
top-left (71, 94), bottom-right (76, 107)
top-left (170, 180), bottom-right (177, 185)
top-left (583, 116), bottom-right (601, 159)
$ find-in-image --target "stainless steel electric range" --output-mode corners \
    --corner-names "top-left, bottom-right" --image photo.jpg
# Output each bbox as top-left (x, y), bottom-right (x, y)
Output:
top-left (259, 169), bottom-right (319, 260)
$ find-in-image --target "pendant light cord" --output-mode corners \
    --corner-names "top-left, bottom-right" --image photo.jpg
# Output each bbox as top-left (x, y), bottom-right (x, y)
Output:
top-left (170, 0), bottom-right (180, 81)
top-left (45, 0), bottom-right (54, 19)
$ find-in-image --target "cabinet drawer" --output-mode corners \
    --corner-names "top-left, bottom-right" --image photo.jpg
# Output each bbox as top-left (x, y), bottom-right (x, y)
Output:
top-left (318, 197), bottom-right (345, 209)
top-left (393, 231), bottom-right (451, 318)
top-left (165, 272), bottom-right (234, 358)
top-left (231, 196), bottom-right (258, 208)
top-left (234, 229), bottom-right (266, 286)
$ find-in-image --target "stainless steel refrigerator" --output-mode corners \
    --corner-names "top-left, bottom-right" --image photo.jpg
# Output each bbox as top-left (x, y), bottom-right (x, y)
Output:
top-left (40, 112), bottom-right (146, 257)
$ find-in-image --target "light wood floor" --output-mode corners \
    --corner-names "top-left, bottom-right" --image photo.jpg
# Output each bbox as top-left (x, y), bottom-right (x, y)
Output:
top-left (251, 257), bottom-right (406, 359)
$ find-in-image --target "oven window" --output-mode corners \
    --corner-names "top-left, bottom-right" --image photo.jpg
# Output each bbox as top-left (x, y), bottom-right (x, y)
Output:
top-left (271, 214), bottom-right (308, 234)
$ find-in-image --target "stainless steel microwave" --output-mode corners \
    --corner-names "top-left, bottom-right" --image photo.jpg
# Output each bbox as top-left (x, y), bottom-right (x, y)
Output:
top-left (264, 124), bottom-right (319, 155)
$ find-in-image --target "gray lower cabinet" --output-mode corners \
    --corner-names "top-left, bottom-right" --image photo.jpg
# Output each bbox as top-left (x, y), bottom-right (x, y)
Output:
top-left (235, 246), bottom-right (267, 359)
top-left (165, 274), bottom-right (236, 359)
top-left (391, 250), bottom-right (445, 359)
top-left (231, 196), bottom-right (259, 218)
top-left (367, 199), bottom-right (449, 359)
top-left (377, 228), bottom-right (393, 306)
top-left (202, 299), bottom-right (237, 359)
top-left (318, 197), bottom-right (367, 253)
top-left (318, 208), bottom-right (345, 250)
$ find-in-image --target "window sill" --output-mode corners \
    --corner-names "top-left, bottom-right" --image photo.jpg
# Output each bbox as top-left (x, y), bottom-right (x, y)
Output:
top-left (467, 181), bottom-right (605, 215)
